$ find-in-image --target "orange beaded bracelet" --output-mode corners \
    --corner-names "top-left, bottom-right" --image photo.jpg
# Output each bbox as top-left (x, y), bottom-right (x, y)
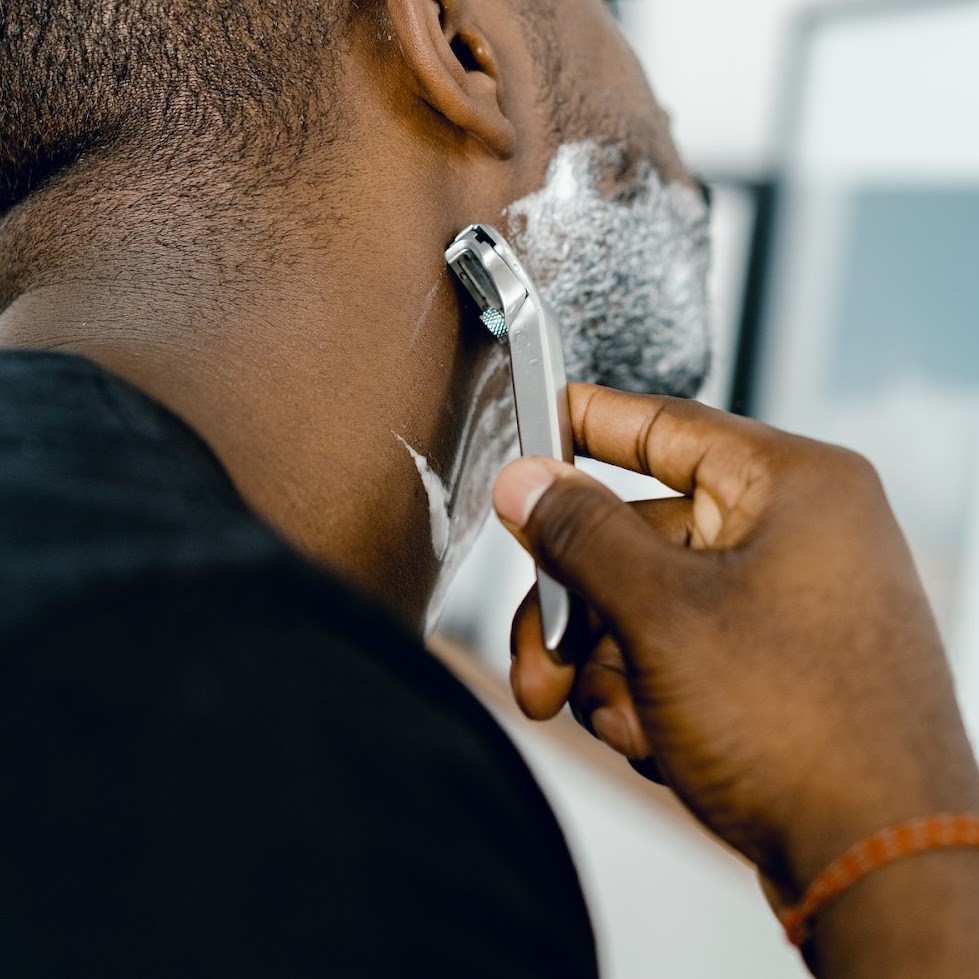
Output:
top-left (779, 813), bottom-right (979, 946)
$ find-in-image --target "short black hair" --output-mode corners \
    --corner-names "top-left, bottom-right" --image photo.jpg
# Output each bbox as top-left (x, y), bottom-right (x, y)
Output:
top-left (0, 2), bottom-right (569, 220)
top-left (0, 1), bottom-right (372, 218)
top-left (0, 1), bottom-right (563, 311)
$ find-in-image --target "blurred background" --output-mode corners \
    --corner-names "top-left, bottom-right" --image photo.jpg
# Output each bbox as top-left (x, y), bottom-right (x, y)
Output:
top-left (435, 2), bottom-right (979, 975)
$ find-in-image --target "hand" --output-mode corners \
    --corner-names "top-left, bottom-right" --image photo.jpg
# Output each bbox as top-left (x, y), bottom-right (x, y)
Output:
top-left (493, 384), bottom-right (979, 895)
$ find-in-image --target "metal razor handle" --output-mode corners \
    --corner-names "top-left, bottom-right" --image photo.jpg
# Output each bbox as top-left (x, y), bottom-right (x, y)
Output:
top-left (507, 298), bottom-right (574, 652)
top-left (445, 224), bottom-right (574, 656)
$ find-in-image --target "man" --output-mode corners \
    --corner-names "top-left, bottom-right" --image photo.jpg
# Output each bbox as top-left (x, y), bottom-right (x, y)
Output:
top-left (0, 1), bottom-right (703, 975)
top-left (5, 2), bottom-right (976, 977)
top-left (1, 0), bottom-right (706, 627)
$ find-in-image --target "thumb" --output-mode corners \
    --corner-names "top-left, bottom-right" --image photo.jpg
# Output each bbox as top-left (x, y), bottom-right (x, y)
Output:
top-left (493, 457), bottom-right (696, 637)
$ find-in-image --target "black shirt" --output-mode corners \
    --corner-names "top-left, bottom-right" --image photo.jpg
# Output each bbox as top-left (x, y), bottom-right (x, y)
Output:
top-left (0, 351), bottom-right (598, 978)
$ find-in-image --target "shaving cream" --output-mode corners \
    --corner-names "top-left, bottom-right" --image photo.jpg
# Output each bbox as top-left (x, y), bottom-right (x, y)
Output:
top-left (407, 139), bottom-right (714, 633)
top-left (396, 348), bottom-right (519, 635)
top-left (395, 435), bottom-right (451, 561)
top-left (506, 140), bottom-right (712, 397)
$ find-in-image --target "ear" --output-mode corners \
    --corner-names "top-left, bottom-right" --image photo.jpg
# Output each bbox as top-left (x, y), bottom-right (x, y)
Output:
top-left (385, 0), bottom-right (517, 158)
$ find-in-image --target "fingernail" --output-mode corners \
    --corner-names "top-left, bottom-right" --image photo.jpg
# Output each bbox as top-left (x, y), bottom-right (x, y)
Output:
top-left (591, 708), bottom-right (631, 756)
top-left (494, 459), bottom-right (557, 529)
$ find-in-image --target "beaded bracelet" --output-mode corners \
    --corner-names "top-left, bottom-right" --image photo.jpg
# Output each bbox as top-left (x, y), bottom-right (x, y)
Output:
top-left (779, 813), bottom-right (979, 946)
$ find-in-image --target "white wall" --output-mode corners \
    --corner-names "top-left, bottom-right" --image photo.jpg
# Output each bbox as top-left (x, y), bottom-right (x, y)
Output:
top-left (621, 0), bottom-right (856, 175)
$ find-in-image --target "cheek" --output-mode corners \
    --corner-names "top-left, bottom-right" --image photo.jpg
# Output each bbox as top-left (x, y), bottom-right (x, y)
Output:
top-left (423, 349), bottom-right (519, 633)
top-left (446, 349), bottom-right (519, 529)
top-left (554, 9), bottom-right (692, 188)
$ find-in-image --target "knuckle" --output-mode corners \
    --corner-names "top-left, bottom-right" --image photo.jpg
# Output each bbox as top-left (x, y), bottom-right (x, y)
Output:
top-left (841, 448), bottom-right (883, 489)
top-left (778, 435), bottom-right (882, 496)
top-left (821, 444), bottom-right (884, 497)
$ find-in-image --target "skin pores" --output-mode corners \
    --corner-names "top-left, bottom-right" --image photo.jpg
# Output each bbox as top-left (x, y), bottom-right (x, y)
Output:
top-left (406, 139), bottom-right (714, 633)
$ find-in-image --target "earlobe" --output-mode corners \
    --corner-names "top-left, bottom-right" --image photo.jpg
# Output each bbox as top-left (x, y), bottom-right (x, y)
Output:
top-left (385, 0), bottom-right (517, 158)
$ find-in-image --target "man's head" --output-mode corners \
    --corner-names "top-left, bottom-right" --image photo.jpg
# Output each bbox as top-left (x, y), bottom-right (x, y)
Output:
top-left (0, 0), bottom-right (692, 294)
top-left (1, 0), bottom-right (371, 309)
top-left (0, 0), bottom-right (710, 628)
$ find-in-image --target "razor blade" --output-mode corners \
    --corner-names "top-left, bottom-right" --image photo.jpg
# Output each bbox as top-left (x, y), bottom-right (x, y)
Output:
top-left (446, 224), bottom-right (574, 656)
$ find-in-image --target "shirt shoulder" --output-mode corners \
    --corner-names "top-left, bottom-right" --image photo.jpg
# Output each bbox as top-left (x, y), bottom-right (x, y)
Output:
top-left (0, 351), bottom-right (598, 976)
top-left (2, 564), bottom-right (598, 977)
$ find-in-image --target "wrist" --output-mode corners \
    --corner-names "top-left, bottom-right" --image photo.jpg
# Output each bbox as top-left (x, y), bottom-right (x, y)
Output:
top-left (785, 788), bottom-right (979, 899)
top-left (779, 814), bottom-right (979, 945)
top-left (806, 846), bottom-right (979, 978)
top-left (779, 733), bottom-right (979, 895)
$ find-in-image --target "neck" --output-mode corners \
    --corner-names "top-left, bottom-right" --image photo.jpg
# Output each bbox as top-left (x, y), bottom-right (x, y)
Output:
top-left (0, 214), bottom-right (492, 633)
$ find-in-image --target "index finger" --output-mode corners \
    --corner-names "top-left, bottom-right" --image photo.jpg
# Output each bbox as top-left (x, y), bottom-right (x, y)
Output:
top-left (569, 383), bottom-right (781, 503)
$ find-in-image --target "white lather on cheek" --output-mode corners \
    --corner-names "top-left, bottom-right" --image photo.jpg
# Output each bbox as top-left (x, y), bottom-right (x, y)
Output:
top-left (505, 140), bottom-right (713, 398)
top-left (424, 354), bottom-right (518, 635)
top-left (395, 434), bottom-right (450, 561)
top-left (392, 347), bottom-right (519, 637)
top-left (394, 349), bottom-right (515, 572)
